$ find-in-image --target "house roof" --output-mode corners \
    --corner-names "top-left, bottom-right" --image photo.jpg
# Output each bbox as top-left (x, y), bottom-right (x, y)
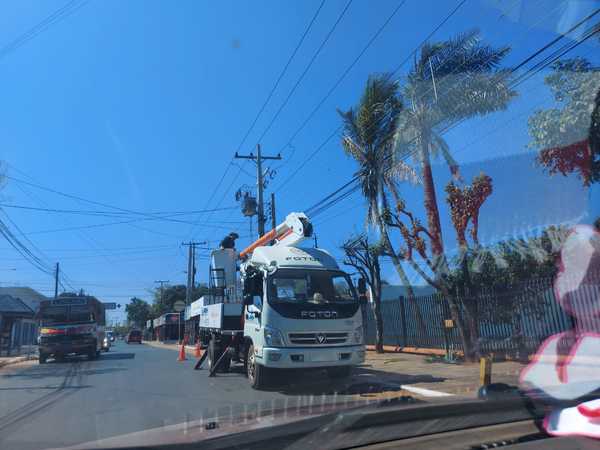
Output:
top-left (0, 287), bottom-right (49, 312)
top-left (0, 295), bottom-right (35, 315)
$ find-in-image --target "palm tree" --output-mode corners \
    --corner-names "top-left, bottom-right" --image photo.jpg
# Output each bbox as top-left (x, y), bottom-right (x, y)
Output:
top-left (338, 74), bottom-right (425, 331)
top-left (394, 30), bottom-right (516, 358)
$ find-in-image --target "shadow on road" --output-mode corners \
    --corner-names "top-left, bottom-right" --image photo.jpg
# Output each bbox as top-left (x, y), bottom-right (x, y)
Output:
top-left (194, 359), bottom-right (447, 397)
top-left (254, 367), bottom-right (447, 396)
top-left (98, 353), bottom-right (135, 361)
top-left (0, 385), bottom-right (90, 391)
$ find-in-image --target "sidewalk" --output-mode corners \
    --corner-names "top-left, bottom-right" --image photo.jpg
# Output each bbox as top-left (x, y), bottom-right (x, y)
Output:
top-left (359, 351), bottom-right (524, 398)
top-left (144, 340), bottom-right (199, 355)
top-left (0, 346), bottom-right (38, 368)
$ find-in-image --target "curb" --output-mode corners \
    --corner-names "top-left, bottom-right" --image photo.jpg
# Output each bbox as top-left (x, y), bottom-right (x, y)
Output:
top-left (365, 345), bottom-right (462, 357)
top-left (0, 353), bottom-right (37, 368)
top-left (144, 341), bottom-right (198, 355)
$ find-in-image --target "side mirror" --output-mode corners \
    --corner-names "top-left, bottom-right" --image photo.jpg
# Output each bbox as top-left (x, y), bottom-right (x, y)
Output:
top-left (243, 277), bottom-right (252, 296)
top-left (357, 278), bottom-right (368, 304)
top-left (357, 278), bottom-right (367, 296)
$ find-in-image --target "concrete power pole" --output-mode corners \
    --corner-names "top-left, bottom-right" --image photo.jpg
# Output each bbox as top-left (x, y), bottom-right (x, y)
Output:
top-left (270, 192), bottom-right (276, 231)
top-left (154, 280), bottom-right (169, 305)
top-left (54, 262), bottom-right (59, 298)
top-left (181, 242), bottom-right (205, 304)
top-left (235, 144), bottom-right (281, 238)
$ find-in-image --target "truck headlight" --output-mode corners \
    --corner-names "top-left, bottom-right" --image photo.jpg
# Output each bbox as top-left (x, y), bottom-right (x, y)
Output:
top-left (353, 325), bottom-right (363, 344)
top-left (264, 326), bottom-right (284, 347)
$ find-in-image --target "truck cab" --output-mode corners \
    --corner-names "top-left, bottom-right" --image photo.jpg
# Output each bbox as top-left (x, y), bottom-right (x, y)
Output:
top-left (242, 245), bottom-right (365, 388)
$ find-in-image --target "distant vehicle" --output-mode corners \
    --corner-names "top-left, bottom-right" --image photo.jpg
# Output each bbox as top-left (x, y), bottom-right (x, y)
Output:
top-left (38, 296), bottom-right (106, 363)
top-left (126, 330), bottom-right (142, 344)
top-left (102, 334), bottom-right (110, 352)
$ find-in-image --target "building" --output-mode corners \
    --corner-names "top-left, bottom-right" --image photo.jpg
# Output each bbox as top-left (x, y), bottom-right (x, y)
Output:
top-left (0, 287), bottom-right (49, 356)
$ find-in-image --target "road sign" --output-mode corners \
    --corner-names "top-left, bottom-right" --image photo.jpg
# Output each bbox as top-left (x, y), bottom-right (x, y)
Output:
top-left (103, 302), bottom-right (117, 310)
top-left (173, 300), bottom-right (186, 312)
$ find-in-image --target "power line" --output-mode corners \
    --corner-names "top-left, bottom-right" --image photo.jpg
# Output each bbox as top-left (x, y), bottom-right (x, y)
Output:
top-left (255, 0), bottom-right (354, 144)
top-left (0, 202), bottom-right (238, 219)
top-left (5, 175), bottom-right (235, 223)
top-left (185, 3), bottom-right (331, 242)
top-left (0, 0), bottom-right (89, 61)
top-left (300, 10), bottom-right (599, 220)
top-left (274, 0), bottom-right (407, 154)
top-left (234, 0), bottom-right (326, 153)
top-left (273, 0), bottom-right (461, 192)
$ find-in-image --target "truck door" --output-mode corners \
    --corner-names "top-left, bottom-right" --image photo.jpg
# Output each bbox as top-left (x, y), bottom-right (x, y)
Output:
top-left (244, 294), bottom-right (262, 344)
top-left (243, 273), bottom-right (264, 355)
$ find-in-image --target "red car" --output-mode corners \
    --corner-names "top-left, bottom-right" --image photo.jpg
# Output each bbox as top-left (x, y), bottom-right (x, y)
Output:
top-left (126, 330), bottom-right (142, 344)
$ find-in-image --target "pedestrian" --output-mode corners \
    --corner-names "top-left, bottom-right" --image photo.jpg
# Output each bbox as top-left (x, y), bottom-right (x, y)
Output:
top-left (220, 232), bottom-right (239, 250)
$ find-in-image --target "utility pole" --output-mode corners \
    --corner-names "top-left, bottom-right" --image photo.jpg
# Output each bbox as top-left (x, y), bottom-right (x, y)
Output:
top-left (154, 280), bottom-right (169, 306)
top-left (54, 262), bottom-right (59, 298)
top-left (181, 242), bottom-right (206, 304)
top-left (270, 192), bottom-right (276, 231)
top-left (235, 144), bottom-right (281, 238)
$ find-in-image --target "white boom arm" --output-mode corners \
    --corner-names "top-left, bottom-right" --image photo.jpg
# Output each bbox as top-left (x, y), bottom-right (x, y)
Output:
top-left (239, 212), bottom-right (313, 259)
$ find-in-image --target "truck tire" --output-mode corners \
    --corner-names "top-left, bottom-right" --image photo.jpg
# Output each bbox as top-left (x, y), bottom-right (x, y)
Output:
top-left (246, 344), bottom-right (268, 390)
top-left (39, 353), bottom-right (47, 364)
top-left (326, 366), bottom-right (351, 379)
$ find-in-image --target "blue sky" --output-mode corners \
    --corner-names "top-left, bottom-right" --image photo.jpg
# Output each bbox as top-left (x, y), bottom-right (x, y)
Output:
top-left (0, 0), bottom-right (598, 324)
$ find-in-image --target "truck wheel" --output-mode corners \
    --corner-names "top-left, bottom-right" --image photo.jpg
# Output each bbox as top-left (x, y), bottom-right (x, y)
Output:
top-left (246, 344), bottom-right (268, 389)
top-left (39, 353), bottom-right (47, 364)
top-left (326, 366), bottom-right (351, 379)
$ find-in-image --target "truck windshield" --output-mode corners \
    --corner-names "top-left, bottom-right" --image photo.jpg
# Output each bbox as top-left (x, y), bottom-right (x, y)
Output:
top-left (268, 269), bottom-right (357, 303)
top-left (41, 305), bottom-right (95, 326)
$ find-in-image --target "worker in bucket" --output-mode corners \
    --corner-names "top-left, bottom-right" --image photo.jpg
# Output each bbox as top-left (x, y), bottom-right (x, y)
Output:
top-left (220, 232), bottom-right (239, 250)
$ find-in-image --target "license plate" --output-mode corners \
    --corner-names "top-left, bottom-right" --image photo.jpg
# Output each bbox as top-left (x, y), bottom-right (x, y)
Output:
top-left (310, 353), bottom-right (335, 362)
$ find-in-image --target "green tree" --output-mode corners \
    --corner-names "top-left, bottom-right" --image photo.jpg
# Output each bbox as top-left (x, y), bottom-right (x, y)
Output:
top-left (125, 297), bottom-right (151, 328)
top-left (392, 30), bottom-right (516, 359)
top-left (337, 74), bottom-right (425, 330)
top-left (529, 58), bottom-right (600, 185)
top-left (150, 283), bottom-right (209, 317)
top-left (395, 29), bottom-right (515, 260)
top-left (341, 234), bottom-right (385, 353)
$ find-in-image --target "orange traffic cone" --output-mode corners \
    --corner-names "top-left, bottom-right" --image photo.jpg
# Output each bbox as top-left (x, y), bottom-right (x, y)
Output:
top-left (195, 341), bottom-right (202, 358)
top-left (177, 342), bottom-right (187, 361)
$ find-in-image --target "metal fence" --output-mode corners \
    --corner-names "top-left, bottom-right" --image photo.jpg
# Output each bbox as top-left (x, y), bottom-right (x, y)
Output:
top-left (364, 274), bottom-right (598, 357)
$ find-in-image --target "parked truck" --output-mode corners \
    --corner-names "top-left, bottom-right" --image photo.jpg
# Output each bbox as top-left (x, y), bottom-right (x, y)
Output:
top-left (197, 212), bottom-right (366, 389)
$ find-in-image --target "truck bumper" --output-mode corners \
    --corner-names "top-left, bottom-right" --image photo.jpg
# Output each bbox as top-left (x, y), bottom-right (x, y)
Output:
top-left (40, 339), bottom-right (96, 356)
top-left (258, 345), bottom-right (365, 369)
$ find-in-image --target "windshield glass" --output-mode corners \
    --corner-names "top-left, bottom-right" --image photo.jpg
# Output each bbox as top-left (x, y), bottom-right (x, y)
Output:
top-left (268, 270), bottom-right (357, 303)
top-left (41, 305), bottom-right (95, 326)
top-left (1, 1), bottom-right (599, 449)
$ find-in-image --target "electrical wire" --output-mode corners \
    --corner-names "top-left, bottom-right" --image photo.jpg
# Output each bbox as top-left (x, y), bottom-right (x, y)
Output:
top-left (301, 11), bottom-right (600, 220)
top-left (273, 0), bottom-right (465, 192)
top-left (0, 0), bottom-right (89, 61)
top-left (255, 0), bottom-right (354, 145)
top-left (235, 0), bottom-right (326, 153)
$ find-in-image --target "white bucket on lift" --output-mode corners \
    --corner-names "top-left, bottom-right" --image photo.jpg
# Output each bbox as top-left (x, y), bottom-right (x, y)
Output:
top-left (210, 249), bottom-right (239, 303)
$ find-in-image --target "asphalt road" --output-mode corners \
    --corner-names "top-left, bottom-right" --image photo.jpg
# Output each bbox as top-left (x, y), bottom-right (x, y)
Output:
top-left (0, 341), bottom-right (390, 450)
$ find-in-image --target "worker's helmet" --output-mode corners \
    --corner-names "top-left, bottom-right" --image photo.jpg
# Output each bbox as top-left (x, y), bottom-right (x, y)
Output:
top-left (229, 232), bottom-right (239, 239)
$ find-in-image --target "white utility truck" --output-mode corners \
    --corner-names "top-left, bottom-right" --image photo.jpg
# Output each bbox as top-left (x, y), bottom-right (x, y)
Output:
top-left (196, 212), bottom-right (366, 389)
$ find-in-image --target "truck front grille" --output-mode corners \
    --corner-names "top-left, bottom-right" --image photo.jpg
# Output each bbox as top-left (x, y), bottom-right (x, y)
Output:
top-left (288, 332), bottom-right (348, 345)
